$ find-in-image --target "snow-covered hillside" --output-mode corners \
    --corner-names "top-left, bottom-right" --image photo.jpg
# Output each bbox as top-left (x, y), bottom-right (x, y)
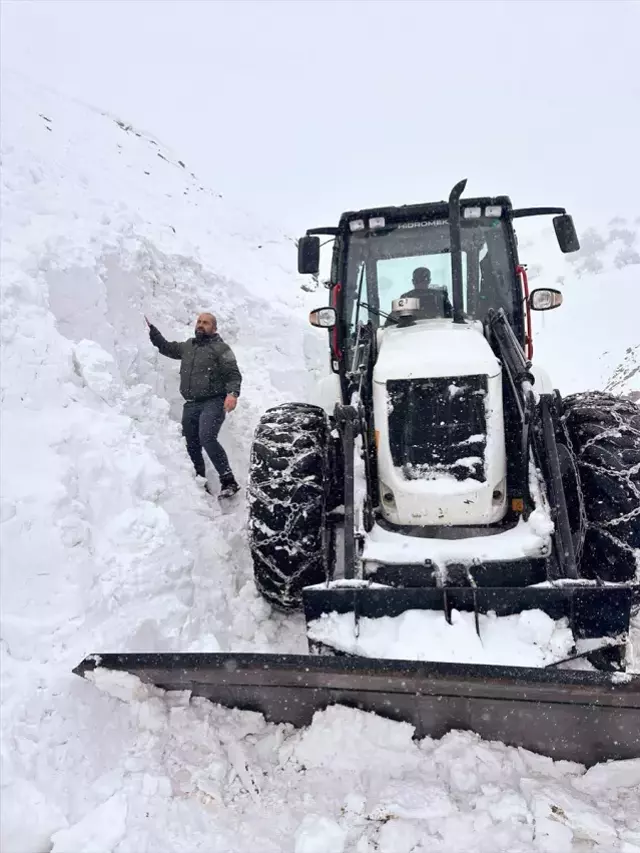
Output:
top-left (518, 218), bottom-right (640, 398)
top-left (1, 68), bottom-right (324, 662)
top-left (0, 70), bottom-right (320, 851)
top-left (606, 344), bottom-right (640, 402)
top-left (1, 71), bottom-right (639, 852)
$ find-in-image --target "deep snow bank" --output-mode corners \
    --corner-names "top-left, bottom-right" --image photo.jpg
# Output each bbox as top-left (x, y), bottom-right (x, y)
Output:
top-left (1, 70), bottom-right (323, 850)
top-left (39, 673), bottom-right (640, 853)
top-left (1, 68), bottom-right (323, 667)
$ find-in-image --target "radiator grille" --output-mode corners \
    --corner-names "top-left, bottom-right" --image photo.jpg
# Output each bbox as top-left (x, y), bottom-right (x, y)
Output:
top-left (387, 375), bottom-right (488, 482)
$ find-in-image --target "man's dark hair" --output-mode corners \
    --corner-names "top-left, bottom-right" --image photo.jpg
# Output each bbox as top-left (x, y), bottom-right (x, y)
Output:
top-left (412, 267), bottom-right (431, 287)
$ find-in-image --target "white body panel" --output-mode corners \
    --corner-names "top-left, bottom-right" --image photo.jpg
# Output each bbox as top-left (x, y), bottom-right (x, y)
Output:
top-left (374, 319), bottom-right (499, 380)
top-left (310, 371), bottom-right (342, 416)
top-left (530, 363), bottom-right (555, 398)
top-left (372, 320), bottom-right (507, 527)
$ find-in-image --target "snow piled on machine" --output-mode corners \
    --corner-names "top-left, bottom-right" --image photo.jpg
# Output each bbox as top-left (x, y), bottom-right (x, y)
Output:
top-left (1, 70), bottom-right (639, 852)
top-left (307, 607), bottom-right (574, 666)
top-left (362, 510), bottom-right (552, 567)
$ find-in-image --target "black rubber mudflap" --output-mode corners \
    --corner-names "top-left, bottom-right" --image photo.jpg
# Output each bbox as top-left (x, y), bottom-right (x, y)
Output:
top-left (74, 652), bottom-right (640, 767)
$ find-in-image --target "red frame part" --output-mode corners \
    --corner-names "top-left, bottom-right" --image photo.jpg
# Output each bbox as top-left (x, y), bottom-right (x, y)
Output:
top-left (517, 265), bottom-right (533, 361)
top-left (331, 283), bottom-right (342, 361)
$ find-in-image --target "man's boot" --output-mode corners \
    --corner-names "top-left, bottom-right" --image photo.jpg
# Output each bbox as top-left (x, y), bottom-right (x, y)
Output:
top-left (196, 474), bottom-right (213, 495)
top-left (219, 472), bottom-right (240, 499)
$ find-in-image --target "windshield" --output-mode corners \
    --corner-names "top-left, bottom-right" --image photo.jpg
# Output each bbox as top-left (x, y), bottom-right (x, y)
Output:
top-left (343, 218), bottom-right (517, 333)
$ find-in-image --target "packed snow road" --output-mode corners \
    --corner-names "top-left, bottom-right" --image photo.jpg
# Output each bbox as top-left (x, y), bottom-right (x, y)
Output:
top-left (1, 71), bottom-right (639, 852)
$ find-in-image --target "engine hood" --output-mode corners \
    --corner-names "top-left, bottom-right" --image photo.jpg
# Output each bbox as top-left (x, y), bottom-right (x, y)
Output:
top-left (374, 319), bottom-right (501, 382)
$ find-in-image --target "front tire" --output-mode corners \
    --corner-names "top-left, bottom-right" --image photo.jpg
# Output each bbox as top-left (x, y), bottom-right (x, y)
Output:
top-left (562, 391), bottom-right (640, 582)
top-left (247, 402), bottom-right (331, 609)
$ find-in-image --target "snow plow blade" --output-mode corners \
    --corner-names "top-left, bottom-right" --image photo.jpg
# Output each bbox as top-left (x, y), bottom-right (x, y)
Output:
top-left (74, 651), bottom-right (640, 767)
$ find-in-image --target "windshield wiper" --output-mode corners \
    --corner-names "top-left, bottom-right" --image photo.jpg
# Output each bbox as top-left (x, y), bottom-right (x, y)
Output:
top-left (359, 302), bottom-right (399, 324)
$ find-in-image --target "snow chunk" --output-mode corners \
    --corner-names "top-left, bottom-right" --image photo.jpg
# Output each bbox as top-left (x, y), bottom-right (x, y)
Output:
top-left (521, 779), bottom-right (619, 850)
top-left (527, 506), bottom-right (555, 539)
top-left (377, 820), bottom-right (424, 853)
top-left (369, 779), bottom-right (457, 821)
top-left (287, 706), bottom-right (419, 777)
top-left (611, 671), bottom-right (633, 684)
top-left (72, 338), bottom-right (118, 402)
top-left (294, 815), bottom-right (346, 853)
top-left (85, 665), bottom-right (159, 703)
top-left (307, 608), bottom-right (574, 666)
top-left (0, 779), bottom-right (68, 853)
top-left (50, 794), bottom-right (127, 853)
top-left (573, 758), bottom-right (640, 793)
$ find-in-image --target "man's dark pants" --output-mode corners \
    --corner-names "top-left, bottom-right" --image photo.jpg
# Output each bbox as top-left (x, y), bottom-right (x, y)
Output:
top-left (181, 396), bottom-right (233, 481)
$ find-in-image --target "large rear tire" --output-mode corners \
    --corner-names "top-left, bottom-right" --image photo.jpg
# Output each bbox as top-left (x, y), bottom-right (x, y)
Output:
top-left (247, 402), bottom-right (331, 610)
top-left (562, 391), bottom-right (640, 582)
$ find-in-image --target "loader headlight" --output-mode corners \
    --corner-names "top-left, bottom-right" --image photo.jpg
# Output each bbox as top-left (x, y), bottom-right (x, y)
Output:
top-left (381, 485), bottom-right (396, 505)
top-left (349, 219), bottom-right (365, 232)
top-left (492, 479), bottom-right (506, 505)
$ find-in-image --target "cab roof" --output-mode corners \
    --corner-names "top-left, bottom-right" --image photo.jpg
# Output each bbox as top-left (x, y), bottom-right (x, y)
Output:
top-left (338, 195), bottom-right (514, 228)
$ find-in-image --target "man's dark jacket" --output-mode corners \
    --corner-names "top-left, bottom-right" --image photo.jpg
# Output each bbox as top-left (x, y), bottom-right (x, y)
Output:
top-left (149, 326), bottom-right (242, 401)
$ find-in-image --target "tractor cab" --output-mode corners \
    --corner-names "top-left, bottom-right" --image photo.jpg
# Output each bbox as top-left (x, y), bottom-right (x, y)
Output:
top-left (339, 203), bottom-right (519, 336)
top-left (299, 188), bottom-right (578, 378)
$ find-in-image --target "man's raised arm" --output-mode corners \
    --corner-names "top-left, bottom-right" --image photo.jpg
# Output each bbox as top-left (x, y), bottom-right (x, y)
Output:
top-left (146, 319), bottom-right (184, 360)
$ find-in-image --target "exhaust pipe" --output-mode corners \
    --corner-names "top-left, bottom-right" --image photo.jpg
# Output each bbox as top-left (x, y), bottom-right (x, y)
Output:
top-left (448, 178), bottom-right (467, 325)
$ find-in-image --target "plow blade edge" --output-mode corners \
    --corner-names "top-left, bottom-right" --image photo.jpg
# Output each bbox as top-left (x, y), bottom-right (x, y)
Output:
top-left (74, 652), bottom-right (640, 767)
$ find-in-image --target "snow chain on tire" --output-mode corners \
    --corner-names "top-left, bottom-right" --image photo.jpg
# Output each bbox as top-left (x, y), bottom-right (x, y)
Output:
top-left (247, 402), bottom-right (332, 610)
top-left (561, 391), bottom-right (640, 582)
top-left (557, 416), bottom-right (589, 568)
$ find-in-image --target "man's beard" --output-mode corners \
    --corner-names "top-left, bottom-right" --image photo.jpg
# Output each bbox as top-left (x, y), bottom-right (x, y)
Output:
top-left (195, 329), bottom-right (210, 340)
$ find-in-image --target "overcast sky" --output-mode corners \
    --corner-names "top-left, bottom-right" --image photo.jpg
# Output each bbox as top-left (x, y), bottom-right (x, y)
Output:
top-left (2, 0), bottom-right (639, 235)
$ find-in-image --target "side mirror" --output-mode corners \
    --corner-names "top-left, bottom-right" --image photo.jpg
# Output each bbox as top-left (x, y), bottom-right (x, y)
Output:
top-left (298, 236), bottom-right (320, 275)
top-left (530, 288), bottom-right (563, 311)
top-left (309, 307), bottom-right (336, 329)
top-left (553, 214), bottom-right (580, 254)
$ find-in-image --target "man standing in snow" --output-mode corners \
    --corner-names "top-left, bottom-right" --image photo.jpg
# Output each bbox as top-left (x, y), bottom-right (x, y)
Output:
top-left (146, 312), bottom-right (241, 498)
